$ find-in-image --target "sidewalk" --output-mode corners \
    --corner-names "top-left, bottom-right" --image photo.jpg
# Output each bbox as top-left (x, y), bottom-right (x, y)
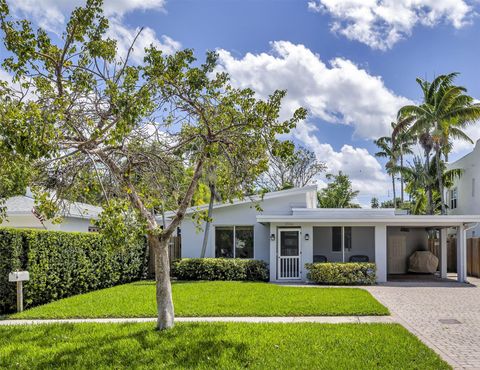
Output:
top-left (0, 315), bottom-right (394, 325)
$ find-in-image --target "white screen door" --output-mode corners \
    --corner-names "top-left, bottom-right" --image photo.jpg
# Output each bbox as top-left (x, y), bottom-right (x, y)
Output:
top-left (278, 229), bottom-right (301, 280)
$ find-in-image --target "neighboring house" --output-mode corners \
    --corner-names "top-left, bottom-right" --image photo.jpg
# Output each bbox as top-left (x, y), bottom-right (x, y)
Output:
top-left (173, 186), bottom-right (478, 283)
top-left (447, 139), bottom-right (480, 237)
top-left (2, 191), bottom-right (101, 232)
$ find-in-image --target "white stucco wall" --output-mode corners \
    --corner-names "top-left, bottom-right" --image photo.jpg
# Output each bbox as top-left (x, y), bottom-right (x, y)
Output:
top-left (179, 191), bottom-right (311, 264)
top-left (448, 139), bottom-right (480, 237)
top-left (2, 214), bottom-right (94, 232)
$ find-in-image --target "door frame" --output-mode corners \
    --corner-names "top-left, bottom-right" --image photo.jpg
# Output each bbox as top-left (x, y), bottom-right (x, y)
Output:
top-left (277, 228), bottom-right (302, 280)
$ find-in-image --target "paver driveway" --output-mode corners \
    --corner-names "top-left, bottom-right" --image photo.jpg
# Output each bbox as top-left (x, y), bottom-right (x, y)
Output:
top-left (366, 277), bottom-right (480, 370)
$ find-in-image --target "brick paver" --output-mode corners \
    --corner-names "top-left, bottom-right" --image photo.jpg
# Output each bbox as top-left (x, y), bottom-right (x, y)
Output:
top-left (366, 277), bottom-right (480, 370)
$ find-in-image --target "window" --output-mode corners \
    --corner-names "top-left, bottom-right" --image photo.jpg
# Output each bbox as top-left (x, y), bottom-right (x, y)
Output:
top-left (215, 226), bottom-right (254, 258)
top-left (450, 188), bottom-right (458, 209)
top-left (332, 226), bottom-right (352, 252)
top-left (332, 227), bottom-right (342, 252)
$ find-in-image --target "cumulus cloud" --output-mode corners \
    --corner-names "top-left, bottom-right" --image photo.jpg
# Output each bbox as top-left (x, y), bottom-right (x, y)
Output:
top-left (308, 0), bottom-right (474, 50)
top-left (295, 121), bottom-right (391, 206)
top-left (7, 0), bottom-right (179, 62)
top-left (217, 40), bottom-right (411, 139)
top-left (216, 42), bottom-right (398, 204)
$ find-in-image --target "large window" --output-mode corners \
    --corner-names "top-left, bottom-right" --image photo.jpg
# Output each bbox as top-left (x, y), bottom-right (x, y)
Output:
top-left (215, 226), bottom-right (254, 258)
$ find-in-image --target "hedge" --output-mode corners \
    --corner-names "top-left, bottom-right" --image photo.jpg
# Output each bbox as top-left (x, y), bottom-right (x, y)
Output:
top-left (172, 258), bottom-right (269, 281)
top-left (0, 228), bottom-right (148, 314)
top-left (305, 262), bottom-right (376, 285)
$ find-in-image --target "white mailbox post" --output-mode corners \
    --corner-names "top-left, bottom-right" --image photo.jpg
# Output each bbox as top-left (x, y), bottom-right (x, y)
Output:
top-left (8, 271), bottom-right (29, 312)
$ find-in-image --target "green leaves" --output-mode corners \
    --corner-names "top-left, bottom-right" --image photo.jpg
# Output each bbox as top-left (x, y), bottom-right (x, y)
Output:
top-left (318, 172), bottom-right (360, 208)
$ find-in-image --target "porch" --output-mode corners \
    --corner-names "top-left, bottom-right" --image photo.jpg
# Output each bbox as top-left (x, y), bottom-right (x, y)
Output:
top-left (263, 216), bottom-right (474, 284)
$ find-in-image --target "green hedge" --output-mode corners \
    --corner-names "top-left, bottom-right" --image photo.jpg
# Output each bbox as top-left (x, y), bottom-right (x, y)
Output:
top-left (172, 258), bottom-right (269, 281)
top-left (0, 228), bottom-right (147, 314)
top-left (305, 262), bottom-right (376, 285)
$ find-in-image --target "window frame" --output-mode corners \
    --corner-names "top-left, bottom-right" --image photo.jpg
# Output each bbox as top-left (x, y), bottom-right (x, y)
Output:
top-left (214, 225), bottom-right (255, 259)
top-left (450, 187), bottom-right (458, 209)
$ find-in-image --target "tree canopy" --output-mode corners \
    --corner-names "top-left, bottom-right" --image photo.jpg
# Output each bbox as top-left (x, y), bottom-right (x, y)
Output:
top-left (0, 0), bottom-right (306, 329)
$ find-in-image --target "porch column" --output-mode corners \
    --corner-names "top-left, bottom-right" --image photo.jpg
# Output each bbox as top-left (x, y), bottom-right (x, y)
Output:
top-left (440, 228), bottom-right (448, 279)
top-left (302, 225), bottom-right (313, 281)
top-left (269, 223), bottom-right (277, 282)
top-left (375, 225), bottom-right (387, 283)
top-left (457, 224), bottom-right (467, 283)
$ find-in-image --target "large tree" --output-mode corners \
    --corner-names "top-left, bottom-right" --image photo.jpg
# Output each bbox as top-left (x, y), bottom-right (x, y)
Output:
top-left (0, 0), bottom-right (306, 329)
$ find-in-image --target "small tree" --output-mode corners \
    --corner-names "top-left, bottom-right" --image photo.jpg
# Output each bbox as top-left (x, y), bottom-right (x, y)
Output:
top-left (318, 172), bottom-right (360, 208)
top-left (370, 197), bottom-right (379, 209)
top-left (0, 0), bottom-right (306, 329)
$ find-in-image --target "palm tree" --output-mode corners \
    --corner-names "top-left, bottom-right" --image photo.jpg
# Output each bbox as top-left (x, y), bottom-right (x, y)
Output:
top-left (391, 122), bottom-right (414, 203)
top-left (374, 136), bottom-right (398, 207)
top-left (395, 73), bottom-right (480, 214)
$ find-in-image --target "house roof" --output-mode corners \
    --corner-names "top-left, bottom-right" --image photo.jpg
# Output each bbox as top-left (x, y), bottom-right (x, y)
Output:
top-left (5, 195), bottom-right (102, 220)
top-left (164, 185), bottom-right (318, 218)
top-left (257, 208), bottom-right (480, 226)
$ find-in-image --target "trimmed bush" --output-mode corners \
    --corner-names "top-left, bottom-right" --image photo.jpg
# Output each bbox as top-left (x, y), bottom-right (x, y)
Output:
top-left (305, 262), bottom-right (376, 285)
top-left (0, 228), bottom-right (147, 314)
top-left (172, 258), bottom-right (269, 281)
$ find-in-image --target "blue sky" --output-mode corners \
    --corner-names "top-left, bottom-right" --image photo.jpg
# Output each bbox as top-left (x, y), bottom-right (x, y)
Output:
top-left (5, 0), bottom-right (480, 205)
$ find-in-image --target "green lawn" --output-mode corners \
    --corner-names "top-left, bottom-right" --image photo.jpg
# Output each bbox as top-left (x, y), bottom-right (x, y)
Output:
top-left (10, 281), bottom-right (388, 319)
top-left (0, 322), bottom-right (449, 369)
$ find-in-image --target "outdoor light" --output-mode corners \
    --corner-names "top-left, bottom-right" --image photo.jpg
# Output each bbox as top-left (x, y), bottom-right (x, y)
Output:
top-left (304, 233), bottom-right (310, 241)
top-left (270, 234), bottom-right (276, 241)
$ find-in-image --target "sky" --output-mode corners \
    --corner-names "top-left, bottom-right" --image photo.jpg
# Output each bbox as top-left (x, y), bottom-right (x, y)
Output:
top-left (4, 0), bottom-right (480, 206)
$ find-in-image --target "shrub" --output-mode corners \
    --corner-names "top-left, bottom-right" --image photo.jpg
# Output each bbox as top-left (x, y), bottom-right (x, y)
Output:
top-left (172, 258), bottom-right (269, 281)
top-left (305, 262), bottom-right (376, 285)
top-left (0, 228), bottom-right (148, 314)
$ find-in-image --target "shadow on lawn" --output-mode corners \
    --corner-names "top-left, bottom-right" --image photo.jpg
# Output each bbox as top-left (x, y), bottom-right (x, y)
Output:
top-left (1, 323), bottom-right (252, 369)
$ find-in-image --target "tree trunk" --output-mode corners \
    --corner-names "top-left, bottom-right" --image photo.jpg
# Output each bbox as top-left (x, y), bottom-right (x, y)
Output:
top-left (436, 150), bottom-right (446, 215)
top-left (148, 234), bottom-right (174, 330)
top-left (200, 183), bottom-right (215, 258)
top-left (391, 174), bottom-right (396, 208)
top-left (400, 154), bottom-right (404, 203)
top-left (425, 152), bottom-right (433, 215)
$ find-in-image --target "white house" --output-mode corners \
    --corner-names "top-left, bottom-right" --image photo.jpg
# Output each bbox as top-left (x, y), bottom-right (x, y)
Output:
top-left (174, 186), bottom-right (479, 283)
top-left (448, 139), bottom-right (480, 237)
top-left (2, 192), bottom-right (101, 232)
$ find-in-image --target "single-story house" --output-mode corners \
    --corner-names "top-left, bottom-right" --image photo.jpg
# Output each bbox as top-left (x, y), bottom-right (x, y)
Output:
top-left (2, 191), bottom-right (101, 232)
top-left (173, 186), bottom-right (479, 283)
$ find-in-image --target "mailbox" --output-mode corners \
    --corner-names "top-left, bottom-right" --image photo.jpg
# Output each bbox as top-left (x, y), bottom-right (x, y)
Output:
top-left (8, 271), bottom-right (30, 282)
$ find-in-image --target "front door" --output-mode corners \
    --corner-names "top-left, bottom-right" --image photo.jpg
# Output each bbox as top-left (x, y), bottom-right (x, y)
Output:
top-left (278, 228), bottom-right (301, 280)
top-left (388, 235), bottom-right (407, 274)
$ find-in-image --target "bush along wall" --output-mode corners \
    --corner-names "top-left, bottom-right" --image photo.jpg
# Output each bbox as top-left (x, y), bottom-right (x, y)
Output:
top-left (305, 262), bottom-right (376, 285)
top-left (172, 258), bottom-right (269, 282)
top-left (0, 228), bottom-right (148, 314)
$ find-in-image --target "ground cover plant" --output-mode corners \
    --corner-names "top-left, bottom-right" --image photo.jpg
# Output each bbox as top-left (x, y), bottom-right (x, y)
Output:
top-left (0, 322), bottom-right (449, 369)
top-left (10, 281), bottom-right (389, 318)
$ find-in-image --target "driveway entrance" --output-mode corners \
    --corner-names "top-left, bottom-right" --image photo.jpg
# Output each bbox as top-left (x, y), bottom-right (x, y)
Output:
top-left (366, 276), bottom-right (480, 369)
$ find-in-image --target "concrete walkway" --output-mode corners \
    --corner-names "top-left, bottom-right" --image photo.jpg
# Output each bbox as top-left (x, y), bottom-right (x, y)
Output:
top-left (0, 315), bottom-right (394, 325)
top-left (365, 276), bottom-right (480, 370)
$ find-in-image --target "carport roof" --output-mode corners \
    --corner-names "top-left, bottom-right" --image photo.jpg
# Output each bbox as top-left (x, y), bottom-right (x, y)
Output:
top-left (256, 208), bottom-right (480, 226)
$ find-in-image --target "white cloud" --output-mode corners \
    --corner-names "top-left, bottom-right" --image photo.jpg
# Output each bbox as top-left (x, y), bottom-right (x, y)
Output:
top-left (295, 121), bottom-right (391, 205)
top-left (217, 41), bottom-right (411, 139)
top-left (107, 20), bottom-right (181, 64)
top-left (7, 0), bottom-right (179, 62)
top-left (308, 0), bottom-right (474, 50)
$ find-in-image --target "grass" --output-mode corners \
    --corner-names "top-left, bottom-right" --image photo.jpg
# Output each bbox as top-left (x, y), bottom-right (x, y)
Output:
top-left (0, 322), bottom-right (449, 369)
top-left (10, 281), bottom-right (389, 319)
